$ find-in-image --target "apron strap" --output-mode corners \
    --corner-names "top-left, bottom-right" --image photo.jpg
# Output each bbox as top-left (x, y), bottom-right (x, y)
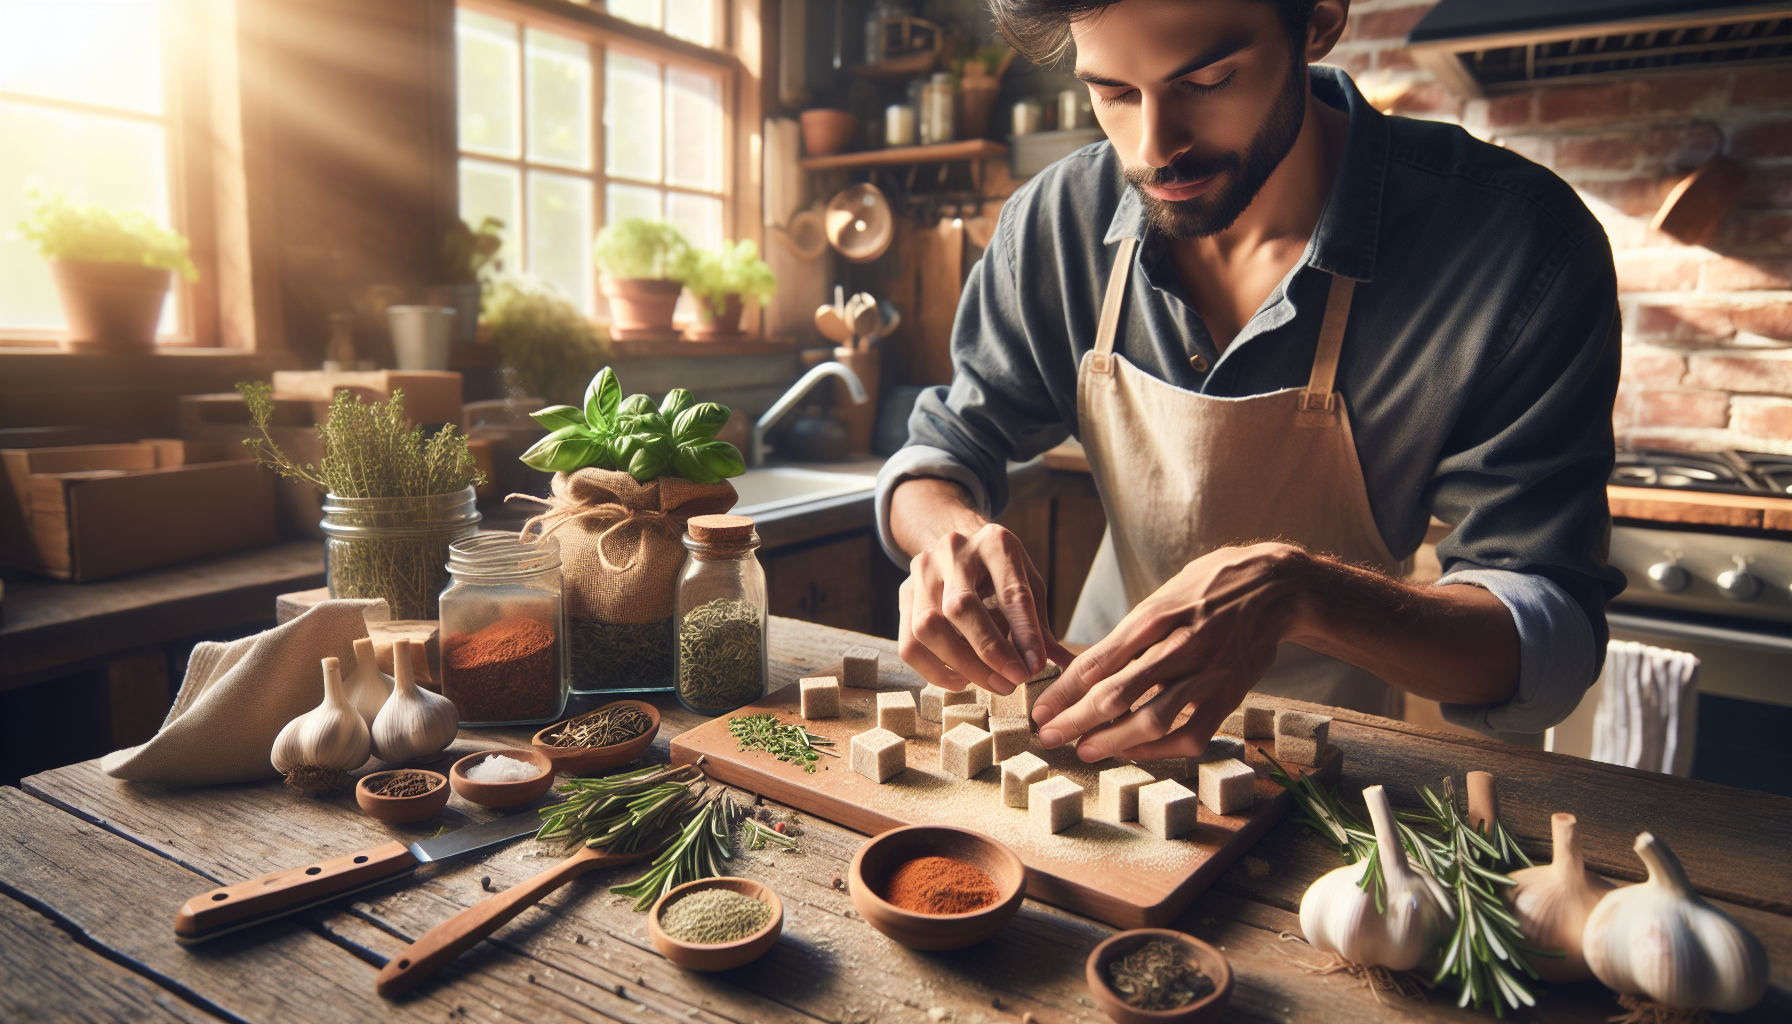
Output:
top-left (1301, 274), bottom-right (1356, 412)
top-left (1090, 237), bottom-right (1138, 373)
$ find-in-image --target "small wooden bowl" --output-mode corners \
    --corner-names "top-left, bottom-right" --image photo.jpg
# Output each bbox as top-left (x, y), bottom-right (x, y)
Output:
top-left (531, 700), bottom-right (661, 774)
top-left (847, 825), bottom-right (1026, 951)
top-left (1085, 929), bottom-right (1233, 1024)
top-left (355, 770), bottom-right (450, 824)
top-left (449, 748), bottom-right (556, 809)
top-left (648, 877), bottom-right (784, 971)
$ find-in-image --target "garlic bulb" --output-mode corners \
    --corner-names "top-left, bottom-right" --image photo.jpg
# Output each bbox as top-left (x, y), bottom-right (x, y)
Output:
top-left (271, 657), bottom-right (372, 793)
top-left (346, 637), bottom-right (394, 729)
top-left (1582, 832), bottom-right (1767, 1013)
top-left (1300, 784), bottom-right (1455, 971)
top-left (370, 638), bottom-right (459, 764)
top-left (1507, 813), bottom-right (1613, 982)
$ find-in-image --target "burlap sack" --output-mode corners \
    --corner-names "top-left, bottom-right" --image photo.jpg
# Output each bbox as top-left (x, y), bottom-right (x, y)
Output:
top-left (518, 467), bottom-right (736, 624)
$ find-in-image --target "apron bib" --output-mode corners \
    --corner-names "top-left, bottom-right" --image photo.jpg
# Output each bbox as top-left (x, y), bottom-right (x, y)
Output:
top-left (1068, 237), bottom-right (1403, 716)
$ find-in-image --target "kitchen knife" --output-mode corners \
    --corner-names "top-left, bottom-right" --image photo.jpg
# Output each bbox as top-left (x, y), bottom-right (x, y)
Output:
top-left (173, 810), bottom-right (545, 945)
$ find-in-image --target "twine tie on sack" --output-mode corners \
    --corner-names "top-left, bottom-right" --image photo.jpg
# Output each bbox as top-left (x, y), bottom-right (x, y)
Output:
top-left (510, 493), bottom-right (679, 573)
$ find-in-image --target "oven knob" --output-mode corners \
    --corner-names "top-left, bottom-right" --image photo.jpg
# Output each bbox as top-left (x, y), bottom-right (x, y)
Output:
top-left (1647, 561), bottom-right (1688, 592)
top-left (1716, 559), bottom-right (1760, 601)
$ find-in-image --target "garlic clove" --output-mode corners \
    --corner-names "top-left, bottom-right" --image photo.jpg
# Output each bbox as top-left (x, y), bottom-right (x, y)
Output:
top-left (347, 637), bottom-right (394, 730)
top-left (1582, 831), bottom-right (1768, 1013)
top-left (370, 638), bottom-right (461, 766)
top-left (1507, 812), bottom-right (1614, 982)
top-left (1299, 785), bottom-right (1454, 972)
top-left (271, 656), bottom-right (372, 793)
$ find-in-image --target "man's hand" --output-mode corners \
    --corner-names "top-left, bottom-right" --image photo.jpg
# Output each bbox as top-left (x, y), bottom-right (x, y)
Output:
top-left (1033, 542), bottom-right (1302, 761)
top-left (892, 477), bottom-right (1073, 694)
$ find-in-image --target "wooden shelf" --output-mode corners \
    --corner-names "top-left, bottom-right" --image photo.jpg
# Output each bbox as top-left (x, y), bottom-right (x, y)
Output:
top-left (608, 336), bottom-right (795, 358)
top-left (798, 139), bottom-right (1007, 171)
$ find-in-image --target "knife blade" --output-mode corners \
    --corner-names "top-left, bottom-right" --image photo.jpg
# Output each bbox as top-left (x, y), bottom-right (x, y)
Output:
top-left (173, 810), bottom-right (544, 945)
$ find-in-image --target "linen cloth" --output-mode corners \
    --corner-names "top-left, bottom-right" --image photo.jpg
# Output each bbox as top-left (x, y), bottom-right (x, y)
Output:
top-left (1590, 640), bottom-right (1700, 777)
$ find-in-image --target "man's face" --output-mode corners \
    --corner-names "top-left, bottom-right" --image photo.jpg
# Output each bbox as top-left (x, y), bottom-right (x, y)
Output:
top-left (1072, 0), bottom-right (1307, 239)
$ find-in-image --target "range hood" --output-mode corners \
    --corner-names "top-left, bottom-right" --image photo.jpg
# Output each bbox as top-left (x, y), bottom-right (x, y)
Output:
top-left (1407, 0), bottom-right (1792, 96)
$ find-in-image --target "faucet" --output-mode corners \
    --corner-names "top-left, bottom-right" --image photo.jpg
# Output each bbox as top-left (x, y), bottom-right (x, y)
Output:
top-left (750, 361), bottom-right (868, 467)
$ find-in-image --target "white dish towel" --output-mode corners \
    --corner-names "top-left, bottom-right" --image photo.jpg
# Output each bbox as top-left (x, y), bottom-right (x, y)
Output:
top-left (1590, 640), bottom-right (1701, 776)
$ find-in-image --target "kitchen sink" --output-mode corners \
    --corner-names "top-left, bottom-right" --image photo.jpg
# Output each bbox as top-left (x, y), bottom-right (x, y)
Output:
top-left (731, 466), bottom-right (878, 516)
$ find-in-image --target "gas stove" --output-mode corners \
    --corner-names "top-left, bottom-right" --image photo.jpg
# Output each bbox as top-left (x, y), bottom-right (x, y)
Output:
top-left (1610, 448), bottom-right (1788, 495)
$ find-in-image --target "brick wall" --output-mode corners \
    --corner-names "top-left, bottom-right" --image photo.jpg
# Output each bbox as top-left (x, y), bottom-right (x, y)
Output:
top-left (1323, 0), bottom-right (1792, 455)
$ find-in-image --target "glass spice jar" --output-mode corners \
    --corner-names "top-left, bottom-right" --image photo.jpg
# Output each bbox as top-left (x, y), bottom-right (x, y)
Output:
top-left (321, 487), bottom-right (481, 620)
top-left (438, 531), bottom-right (569, 727)
top-left (674, 514), bottom-right (767, 716)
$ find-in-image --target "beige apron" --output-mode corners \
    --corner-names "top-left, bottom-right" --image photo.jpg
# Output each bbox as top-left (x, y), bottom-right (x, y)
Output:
top-left (1068, 236), bottom-right (1403, 716)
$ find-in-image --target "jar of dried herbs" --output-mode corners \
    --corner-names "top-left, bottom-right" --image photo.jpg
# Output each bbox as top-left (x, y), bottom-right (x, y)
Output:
top-left (438, 531), bottom-right (569, 726)
top-left (673, 514), bottom-right (766, 716)
top-left (321, 488), bottom-right (481, 620)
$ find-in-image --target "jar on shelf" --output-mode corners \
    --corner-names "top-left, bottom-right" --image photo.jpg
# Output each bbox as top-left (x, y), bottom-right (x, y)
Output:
top-left (438, 531), bottom-right (569, 727)
top-left (674, 514), bottom-right (767, 716)
top-left (320, 487), bottom-right (481, 620)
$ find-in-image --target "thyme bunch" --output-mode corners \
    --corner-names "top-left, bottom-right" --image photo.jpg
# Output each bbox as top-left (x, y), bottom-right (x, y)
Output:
top-left (236, 382), bottom-right (482, 498)
top-left (727, 713), bottom-right (837, 773)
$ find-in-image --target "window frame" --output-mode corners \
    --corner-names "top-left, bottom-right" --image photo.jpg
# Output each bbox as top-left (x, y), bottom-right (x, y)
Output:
top-left (456, 0), bottom-right (741, 321)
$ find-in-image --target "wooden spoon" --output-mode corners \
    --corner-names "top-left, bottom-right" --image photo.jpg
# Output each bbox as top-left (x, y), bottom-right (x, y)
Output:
top-left (375, 844), bottom-right (657, 998)
top-left (814, 304), bottom-right (854, 345)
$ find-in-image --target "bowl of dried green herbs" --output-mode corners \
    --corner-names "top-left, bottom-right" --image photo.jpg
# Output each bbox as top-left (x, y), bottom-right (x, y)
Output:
top-left (531, 699), bottom-right (660, 773)
top-left (1085, 929), bottom-right (1231, 1024)
top-left (647, 876), bottom-right (783, 971)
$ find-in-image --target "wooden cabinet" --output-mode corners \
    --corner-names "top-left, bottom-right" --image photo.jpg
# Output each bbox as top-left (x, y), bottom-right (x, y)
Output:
top-left (763, 531), bottom-right (903, 639)
top-left (997, 469), bottom-right (1107, 639)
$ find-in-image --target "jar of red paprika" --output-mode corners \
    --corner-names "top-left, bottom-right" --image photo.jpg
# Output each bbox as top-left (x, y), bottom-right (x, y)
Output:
top-left (674, 514), bottom-right (767, 716)
top-left (438, 532), bottom-right (569, 727)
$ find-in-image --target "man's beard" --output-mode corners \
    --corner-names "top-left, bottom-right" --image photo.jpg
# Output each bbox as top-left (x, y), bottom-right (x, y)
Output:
top-left (1124, 61), bottom-right (1309, 240)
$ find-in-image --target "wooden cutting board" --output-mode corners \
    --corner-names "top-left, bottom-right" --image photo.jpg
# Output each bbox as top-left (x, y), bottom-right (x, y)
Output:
top-left (671, 683), bottom-right (1341, 929)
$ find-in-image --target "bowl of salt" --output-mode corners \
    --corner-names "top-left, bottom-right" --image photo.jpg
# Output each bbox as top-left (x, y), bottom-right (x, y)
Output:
top-left (449, 748), bottom-right (555, 809)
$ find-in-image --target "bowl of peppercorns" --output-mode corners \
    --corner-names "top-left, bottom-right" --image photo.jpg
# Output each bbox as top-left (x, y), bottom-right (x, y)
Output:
top-left (356, 770), bottom-right (450, 823)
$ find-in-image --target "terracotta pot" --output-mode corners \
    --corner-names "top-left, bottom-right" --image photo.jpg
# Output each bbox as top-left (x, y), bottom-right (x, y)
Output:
top-left (50, 259), bottom-right (172, 352)
top-left (958, 80), bottom-right (1000, 139)
top-left (799, 109), bottom-right (859, 156)
top-left (601, 277), bottom-right (682, 333)
top-left (687, 294), bottom-right (745, 341)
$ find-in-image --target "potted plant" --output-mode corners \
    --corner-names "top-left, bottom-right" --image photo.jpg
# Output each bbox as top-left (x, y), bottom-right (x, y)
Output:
top-left (674, 239), bottom-right (777, 342)
top-left (514, 367), bottom-right (745, 693)
top-left (16, 192), bottom-right (199, 353)
top-left (438, 216), bottom-right (504, 343)
top-left (484, 280), bottom-right (610, 407)
top-left (593, 218), bottom-right (689, 340)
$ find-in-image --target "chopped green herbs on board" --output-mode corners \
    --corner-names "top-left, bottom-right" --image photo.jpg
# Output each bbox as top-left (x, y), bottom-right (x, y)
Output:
top-left (727, 713), bottom-right (836, 773)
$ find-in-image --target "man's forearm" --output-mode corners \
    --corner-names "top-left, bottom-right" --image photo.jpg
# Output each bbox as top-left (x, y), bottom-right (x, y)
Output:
top-left (1283, 551), bottom-right (1520, 706)
top-left (890, 477), bottom-right (988, 558)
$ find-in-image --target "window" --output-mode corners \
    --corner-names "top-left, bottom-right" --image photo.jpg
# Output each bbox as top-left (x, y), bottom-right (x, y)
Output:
top-left (456, 4), bottom-right (730, 319)
top-left (0, 0), bottom-right (184, 342)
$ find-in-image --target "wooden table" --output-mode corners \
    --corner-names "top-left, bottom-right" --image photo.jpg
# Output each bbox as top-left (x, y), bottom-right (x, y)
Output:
top-left (4, 618), bottom-right (1788, 1024)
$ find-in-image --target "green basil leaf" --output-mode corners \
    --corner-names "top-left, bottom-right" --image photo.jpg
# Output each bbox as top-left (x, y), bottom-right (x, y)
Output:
top-left (520, 433), bottom-right (603, 473)
top-left (530, 405), bottom-right (585, 431)
top-left (673, 447), bottom-right (722, 485)
top-left (658, 388), bottom-right (694, 420)
top-left (618, 393), bottom-right (656, 418)
top-left (626, 443), bottom-right (670, 482)
top-left (686, 439), bottom-right (745, 480)
top-left (583, 367), bottom-right (620, 429)
top-left (672, 402), bottom-right (731, 446)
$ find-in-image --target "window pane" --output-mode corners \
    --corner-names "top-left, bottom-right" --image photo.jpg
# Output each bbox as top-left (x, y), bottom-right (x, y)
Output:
top-left (664, 0), bottom-right (715, 47)
top-left (457, 10), bottom-right (519, 158)
top-left (606, 183), bottom-right (663, 226)
top-left (665, 67), bottom-right (720, 192)
top-left (526, 29), bottom-right (591, 171)
top-left (607, 0), bottom-right (661, 32)
top-left (667, 192), bottom-right (723, 252)
top-left (0, 0), bottom-right (163, 115)
top-left (0, 101), bottom-right (172, 331)
top-left (605, 51), bottom-right (662, 183)
top-left (459, 159), bottom-right (521, 277)
top-left (528, 171), bottom-right (594, 314)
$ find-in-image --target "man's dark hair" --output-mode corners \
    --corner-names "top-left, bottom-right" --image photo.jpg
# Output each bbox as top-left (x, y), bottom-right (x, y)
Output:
top-left (992, 0), bottom-right (1321, 65)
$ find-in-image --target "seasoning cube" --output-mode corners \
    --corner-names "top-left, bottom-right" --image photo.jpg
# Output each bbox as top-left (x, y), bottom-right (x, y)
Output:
top-left (1001, 751), bottom-right (1049, 807)
top-left (1221, 699), bottom-right (1275, 738)
top-left (1194, 735), bottom-right (1245, 764)
top-left (920, 683), bottom-right (977, 723)
top-left (1096, 765), bottom-right (1157, 822)
top-left (1138, 779), bottom-right (1199, 840)
top-left (980, 663), bottom-right (1062, 727)
top-left (1029, 775), bottom-right (1084, 834)
top-left (876, 690), bottom-right (918, 738)
top-left (942, 703), bottom-right (989, 734)
top-left (989, 717), bottom-right (1029, 762)
top-left (1274, 709), bottom-right (1331, 766)
top-left (851, 727), bottom-right (907, 783)
top-left (1198, 757), bottom-right (1257, 815)
top-left (940, 723), bottom-right (993, 779)
top-left (799, 676), bottom-right (841, 720)
top-left (842, 645), bottom-right (880, 688)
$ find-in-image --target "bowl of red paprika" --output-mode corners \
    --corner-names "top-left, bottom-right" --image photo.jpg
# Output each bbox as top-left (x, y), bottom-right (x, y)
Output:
top-left (847, 824), bottom-right (1026, 950)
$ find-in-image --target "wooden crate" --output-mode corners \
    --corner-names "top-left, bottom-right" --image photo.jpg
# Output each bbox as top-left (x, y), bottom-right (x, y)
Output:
top-left (0, 442), bottom-right (276, 581)
top-left (270, 370), bottom-right (463, 426)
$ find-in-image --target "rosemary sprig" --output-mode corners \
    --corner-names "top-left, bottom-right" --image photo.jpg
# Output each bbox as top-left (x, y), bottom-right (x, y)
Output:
top-left (741, 817), bottom-right (798, 852)
top-left (536, 764), bottom-right (704, 854)
top-left (610, 787), bottom-right (743, 910)
top-left (727, 713), bottom-right (838, 773)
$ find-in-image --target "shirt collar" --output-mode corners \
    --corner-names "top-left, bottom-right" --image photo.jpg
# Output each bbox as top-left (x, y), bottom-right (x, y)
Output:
top-left (1102, 65), bottom-right (1388, 283)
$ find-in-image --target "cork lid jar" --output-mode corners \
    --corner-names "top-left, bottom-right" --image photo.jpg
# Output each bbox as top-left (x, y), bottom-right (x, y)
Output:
top-left (675, 514), bottom-right (766, 715)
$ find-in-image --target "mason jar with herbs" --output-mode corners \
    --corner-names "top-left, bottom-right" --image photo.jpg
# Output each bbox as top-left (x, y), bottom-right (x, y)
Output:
top-left (438, 531), bottom-right (569, 727)
top-left (322, 488), bottom-right (480, 619)
top-left (673, 514), bottom-right (767, 716)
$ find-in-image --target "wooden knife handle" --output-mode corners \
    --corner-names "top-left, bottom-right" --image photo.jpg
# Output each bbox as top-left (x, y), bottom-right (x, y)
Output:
top-left (176, 840), bottom-right (418, 940)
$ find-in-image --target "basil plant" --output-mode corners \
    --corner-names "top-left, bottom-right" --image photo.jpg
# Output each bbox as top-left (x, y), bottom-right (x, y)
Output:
top-left (520, 367), bottom-right (746, 484)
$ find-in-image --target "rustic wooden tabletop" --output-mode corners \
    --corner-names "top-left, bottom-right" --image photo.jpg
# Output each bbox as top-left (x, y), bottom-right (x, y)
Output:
top-left (3, 617), bottom-right (1788, 1024)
